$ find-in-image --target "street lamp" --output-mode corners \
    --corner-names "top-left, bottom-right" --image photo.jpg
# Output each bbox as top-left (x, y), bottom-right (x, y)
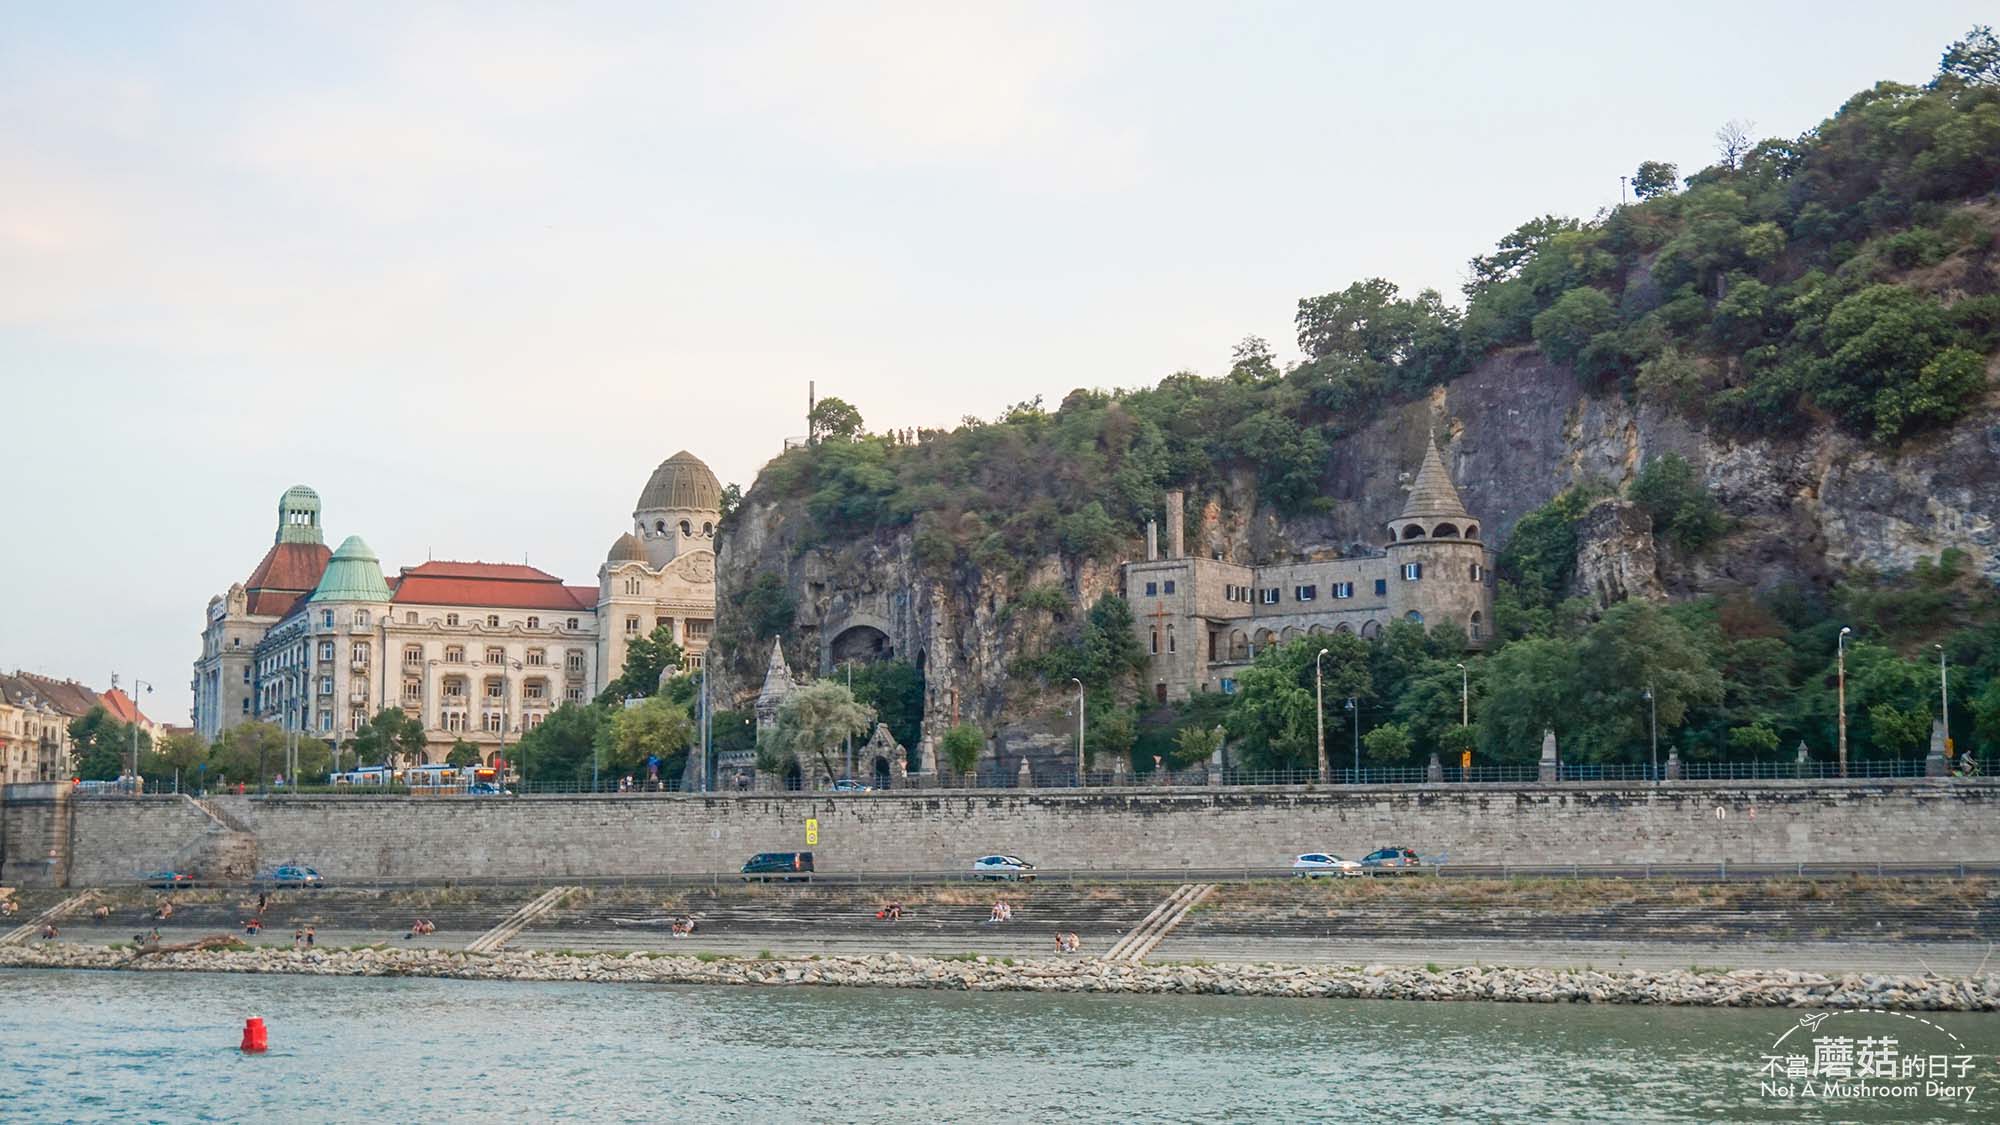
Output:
top-left (1455, 663), bottom-right (1468, 727)
top-left (1315, 649), bottom-right (1330, 783)
top-left (1837, 626), bottom-right (1852, 779)
top-left (1642, 683), bottom-right (1658, 782)
top-left (125, 677), bottom-right (154, 787)
top-left (844, 659), bottom-right (855, 781)
top-left (1070, 677), bottom-right (1085, 784)
top-left (1344, 697), bottom-right (1359, 782)
top-left (1936, 644), bottom-right (1950, 761)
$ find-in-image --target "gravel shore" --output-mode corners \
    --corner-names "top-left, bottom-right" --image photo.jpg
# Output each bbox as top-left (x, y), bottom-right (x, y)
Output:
top-left (6, 942), bottom-right (1998, 1010)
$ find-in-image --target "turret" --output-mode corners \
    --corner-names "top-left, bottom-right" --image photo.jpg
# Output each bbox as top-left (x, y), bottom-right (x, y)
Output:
top-left (1386, 435), bottom-right (1491, 644)
top-left (632, 451), bottom-right (722, 568)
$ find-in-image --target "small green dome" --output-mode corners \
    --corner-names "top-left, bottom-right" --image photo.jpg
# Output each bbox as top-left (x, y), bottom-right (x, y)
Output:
top-left (308, 535), bottom-right (392, 603)
top-left (275, 484), bottom-right (324, 545)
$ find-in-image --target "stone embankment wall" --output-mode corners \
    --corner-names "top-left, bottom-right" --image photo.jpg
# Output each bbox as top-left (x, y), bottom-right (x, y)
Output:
top-left (4, 781), bottom-right (1997, 886)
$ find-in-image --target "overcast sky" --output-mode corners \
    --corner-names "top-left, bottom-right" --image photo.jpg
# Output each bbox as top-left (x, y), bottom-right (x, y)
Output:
top-left (2, 2), bottom-right (1986, 723)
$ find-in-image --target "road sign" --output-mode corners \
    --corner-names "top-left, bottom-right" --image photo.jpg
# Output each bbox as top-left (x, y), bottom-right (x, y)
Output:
top-left (805, 817), bottom-right (819, 846)
top-left (1460, 750), bottom-right (1472, 770)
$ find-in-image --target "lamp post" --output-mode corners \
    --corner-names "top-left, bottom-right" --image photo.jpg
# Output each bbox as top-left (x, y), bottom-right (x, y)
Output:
top-left (1936, 643), bottom-right (1950, 758)
top-left (1642, 683), bottom-right (1658, 782)
top-left (1837, 626), bottom-right (1852, 779)
top-left (844, 659), bottom-right (854, 781)
top-left (1455, 663), bottom-right (1468, 727)
top-left (1315, 649), bottom-right (1330, 783)
top-left (1070, 677), bottom-right (1085, 784)
top-left (497, 658), bottom-right (523, 788)
top-left (1344, 697), bottom-right (1359, 782)
top-left (126, 677), bottom-right (154, 787)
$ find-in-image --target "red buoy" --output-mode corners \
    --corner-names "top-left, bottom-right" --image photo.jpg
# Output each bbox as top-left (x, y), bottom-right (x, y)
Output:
top-left (240, 1016), bottom-right (268, 1053)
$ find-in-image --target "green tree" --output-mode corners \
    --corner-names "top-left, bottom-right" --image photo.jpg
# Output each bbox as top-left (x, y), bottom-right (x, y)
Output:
top-left (939, 723), bottom-right (984, 775)
top-left (445, 740), bottom-right (482, 767)
top-left (1726, 722), bottom-right (1780, 757)
top-left (1572, 601), bottom-right (1724, 761)
top-left (208, 721), bottom-right (323, 788)
top-left (1228, 335), bottom-right (1279, 383)
top-left (809, 395), bottom-right (865, 442)
top-left (1531, 287), bottom-right (1617, 369)
top-left (1465, 214), bottom-right (1581, 301)
top-left (351, 706), bottom-right (427, 767)
top-left (1477, 637), bottom-right (1580, 761)
top-left (68, 706), bottom-right (146, 780)
top-left (513, 702), bottom-right (608, 785)
top-left (1632, 160), bottom-right (1679, 199)
top-left (143, 730), bottom-right (208, 787)
top-left (848, 661), bottom-right (924, 752)
top-left (1935, 24), bottom-right (2000, 86)
top-left (762, 681), bottom-right (876, 780)
top-left (599, 625), bottom-right (686, 702)
top-left (1362, 722), bottom-right (1414, 765)
top-left (1172, 724), bottom-right (1223, 768)
top-left (1226, 634), bottom-right (1370, 771)
top-left (602, 696), bottom-right (697, 781)
top-left (1630, 453), bottom-right (1726, 551)
top-left (1087, 701), bottom-right (1137, 768)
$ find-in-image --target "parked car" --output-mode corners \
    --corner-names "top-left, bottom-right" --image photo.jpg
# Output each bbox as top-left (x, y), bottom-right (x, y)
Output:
top-left (1360, 847), bottom-right (1422, 872)
top-left (141, 870), bottom-right (196, 889)
top-left (971, 855), bottom-right (1036, 881)
top-left (741, 851), bottom-right (815, 881)
top-left (266, 865), bottom-right (325, 888)
top-left (1290, 853), bottom-right (1361, 877)
top-left (830, 778), bottom-right (871, 792)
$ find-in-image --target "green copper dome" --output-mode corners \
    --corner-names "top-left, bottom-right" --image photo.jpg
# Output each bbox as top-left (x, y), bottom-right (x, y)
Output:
top-left (275, 484), bottom-right (324, 545)
top-left (308, 535), bottom-right (392, 603)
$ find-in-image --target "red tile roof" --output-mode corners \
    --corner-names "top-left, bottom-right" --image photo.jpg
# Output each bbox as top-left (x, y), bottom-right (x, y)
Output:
top-left (242, 541), bottom-right (332, 617)
top-left (391, 561), bottom-right (597, 612)
top-left (100, 687), bottom-right (154, 727)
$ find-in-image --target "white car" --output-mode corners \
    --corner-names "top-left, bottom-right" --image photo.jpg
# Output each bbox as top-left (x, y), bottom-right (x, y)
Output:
top-left (971, 854), bottom-right (1037, 881)
top-left (1292, 853), bottom-right (1362, 877)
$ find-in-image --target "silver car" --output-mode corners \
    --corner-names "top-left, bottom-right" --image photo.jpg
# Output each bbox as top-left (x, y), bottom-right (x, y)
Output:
top-left (971, 854), bottom-right (1036, 881)
top-left (1291, 853), bottom-right (1362, 877)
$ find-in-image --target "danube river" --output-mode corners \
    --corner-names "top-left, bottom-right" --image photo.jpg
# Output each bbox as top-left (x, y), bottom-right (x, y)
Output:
top-left (1, 969), bottom-right (1989, 1122)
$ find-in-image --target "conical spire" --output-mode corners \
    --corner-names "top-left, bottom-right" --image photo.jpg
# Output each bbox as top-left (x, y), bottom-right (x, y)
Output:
top-left (1395, 434), bottom-right (1471, 523)
top-left (308, 536), bottom-right (392, 603)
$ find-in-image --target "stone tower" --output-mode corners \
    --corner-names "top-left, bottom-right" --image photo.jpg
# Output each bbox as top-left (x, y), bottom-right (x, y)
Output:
top-left (1385, 435), bottom-right (1493, 645)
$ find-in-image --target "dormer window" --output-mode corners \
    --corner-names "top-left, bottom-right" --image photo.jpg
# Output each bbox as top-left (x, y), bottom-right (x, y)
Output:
top-left (487, 614), bottom-right (500, 628)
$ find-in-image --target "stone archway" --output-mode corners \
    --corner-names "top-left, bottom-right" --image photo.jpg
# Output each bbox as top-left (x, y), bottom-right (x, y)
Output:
top-left (830, 624), bottom-right (892, 664)
top-left (781, 757), bottom-right (803, 791)
top-left (871, 756), bottom-right (892, 790)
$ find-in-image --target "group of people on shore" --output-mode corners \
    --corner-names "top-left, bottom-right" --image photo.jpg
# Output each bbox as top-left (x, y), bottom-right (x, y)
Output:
top-left (986, 900), bottom-right (1014, 924)
top-left (669, 916), bottom-right (699, 937)
top-left (407, 918), bottom-right (438, 938)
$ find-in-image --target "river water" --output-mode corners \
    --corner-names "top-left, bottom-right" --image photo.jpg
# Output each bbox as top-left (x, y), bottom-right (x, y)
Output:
top-left (0, 969), bottom-right (1991, 1122)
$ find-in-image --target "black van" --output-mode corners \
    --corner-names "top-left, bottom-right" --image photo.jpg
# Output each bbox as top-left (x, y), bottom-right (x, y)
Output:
top-left (741, 851), bottom-right (814, 881)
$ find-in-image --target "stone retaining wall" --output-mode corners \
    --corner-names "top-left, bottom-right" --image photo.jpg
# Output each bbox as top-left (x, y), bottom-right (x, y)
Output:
top-left (6, 780), bottom-right (1998, 887)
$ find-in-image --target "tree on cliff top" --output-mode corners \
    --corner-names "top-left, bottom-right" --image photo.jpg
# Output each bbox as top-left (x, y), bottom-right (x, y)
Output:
top-left (809, 395), bottom-right (865, 442)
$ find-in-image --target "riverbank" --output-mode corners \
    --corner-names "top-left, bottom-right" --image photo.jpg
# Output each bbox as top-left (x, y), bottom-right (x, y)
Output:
top-left (6, 941), bottom-right (1998, 1010)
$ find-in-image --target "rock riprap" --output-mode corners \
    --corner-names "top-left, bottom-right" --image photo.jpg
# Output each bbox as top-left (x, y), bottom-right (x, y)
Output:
top-left (3, 943), bottom-right (1996, 1010)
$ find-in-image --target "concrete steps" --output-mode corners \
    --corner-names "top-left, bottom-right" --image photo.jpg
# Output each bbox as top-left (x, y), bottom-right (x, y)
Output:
top-left (0, 891), bottom-right (95, 946)
top-left (1106, 884), bottom-right (1213, 962)
top-left (468, 886), bottom-right (576, 953)
top-left (179, 796), bottom-right (259, 884)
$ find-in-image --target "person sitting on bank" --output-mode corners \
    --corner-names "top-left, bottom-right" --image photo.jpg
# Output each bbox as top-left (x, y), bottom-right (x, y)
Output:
top-left (91, 904), bottom-right (110, 923)
top-left (243, 917), bottom-right (262, 935)
top-left (41, 923), bottom-right (58, 941)
top-left (0, 898), bottom-right (18, 916)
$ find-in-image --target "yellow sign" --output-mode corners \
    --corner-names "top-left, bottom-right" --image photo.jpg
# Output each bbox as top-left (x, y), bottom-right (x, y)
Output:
top-left (1460, 751), bottom-right (1472, 770)
top-left (805, 817), bottom-right (819, 846)
top-left (1946, 737), bottom-right (1956, 758)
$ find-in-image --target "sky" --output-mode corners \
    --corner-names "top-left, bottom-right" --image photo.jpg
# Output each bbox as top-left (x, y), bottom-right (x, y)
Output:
top-left (1, 2), bottom-right (1988, 723)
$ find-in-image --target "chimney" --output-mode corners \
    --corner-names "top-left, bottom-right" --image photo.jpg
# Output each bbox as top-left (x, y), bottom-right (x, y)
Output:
top-left (1145, 519), bottom-right (1159, 562)
top-left (1165, 489), bottom-right (1185, 558)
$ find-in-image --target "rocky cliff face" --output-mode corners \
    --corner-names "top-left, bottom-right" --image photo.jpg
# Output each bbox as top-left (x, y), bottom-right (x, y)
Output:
top-left (716, 347), bottom-right (2000, 751)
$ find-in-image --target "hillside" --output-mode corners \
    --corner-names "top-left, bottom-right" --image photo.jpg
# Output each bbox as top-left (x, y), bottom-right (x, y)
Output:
top-left (712, 29), bottom-right (2000, 775)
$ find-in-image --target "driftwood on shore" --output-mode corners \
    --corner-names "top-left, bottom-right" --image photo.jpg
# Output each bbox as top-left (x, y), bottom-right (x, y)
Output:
top-left (122, 933), bottom-right (243, 965)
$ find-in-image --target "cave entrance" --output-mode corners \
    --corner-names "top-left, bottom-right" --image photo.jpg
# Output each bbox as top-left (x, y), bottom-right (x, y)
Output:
top-left (830, 624), bottom-right (892, 665)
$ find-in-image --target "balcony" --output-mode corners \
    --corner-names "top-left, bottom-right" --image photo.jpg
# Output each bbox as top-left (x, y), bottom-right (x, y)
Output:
top-left (350, 659), bottom-right (370, 673)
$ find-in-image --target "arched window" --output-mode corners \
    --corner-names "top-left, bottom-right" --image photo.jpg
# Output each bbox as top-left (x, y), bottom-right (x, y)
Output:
top-left (1334, 623), bottom-right (1353, 635)
top-left (1405, 610), bottom-right (1424, 623)
top-left (1464, 524), bottom-right (1479, 540)
top-left (1359, 620), bottom-right (1380, 639)
top-left (1228, 631), bottom-right (1249, 661)
top-left (1307, 624), bottom-right (1326, 635)
top-left (1401, 524), bottom-right (1426, 540)
top-left (1432, 523), bottom-right (1458, 539)
top-left (1469, 611), bottom-right (1483, 640)
top-left (1150, 627), bottom-right (1159, 655)
top-left (624, 577), bottom-right (641, 595)
top-left (679, 520), bottom-right (692, 536)
top-left (1166, 625), bottom-right (1176, 653)
top-left (655, 520), bottom-right (665, 533)
top-left (702, 522), bottom-right (714, 536)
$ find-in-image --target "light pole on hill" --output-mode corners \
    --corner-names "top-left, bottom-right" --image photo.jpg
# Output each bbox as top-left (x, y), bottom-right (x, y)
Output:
top-left (1936, 643), bottom-right (1950, 760)
top-left (125, 677), bottom-right (154, 787)
top-left (1070, 677), bottom-right (1085, 784)
top-left (1315, 649), bottom-right (1330, 783)
top-left (1837, 627), bottom-right (1852, 779)
top-left (1455, 662), bottom-right (1468, 726)
top-left (1643, 683), bottom-right (1658, 782)
top-left (1345, 697), bottom-right (1359, 782)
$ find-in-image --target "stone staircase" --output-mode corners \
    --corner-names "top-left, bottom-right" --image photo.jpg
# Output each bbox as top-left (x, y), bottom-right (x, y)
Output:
top-left (0, 890), bottom-right (95, 946)
top-left (1105, 884), bottom-right (1214, 962)
top-left (179, 796), bottom-right (259, 883)
top-left (467, 886), bottom-right (577, 953)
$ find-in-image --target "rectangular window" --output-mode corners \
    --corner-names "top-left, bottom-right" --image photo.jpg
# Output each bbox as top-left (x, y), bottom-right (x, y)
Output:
top-left (1220, 678), bottom-right (1237, 695)
top-left (351, 643), bottom-right (369, 664)
top-left (1150, 630), bottom-right (1159, 655)
top-left (402, 680), bottom-right (421, 702)
top-left (566, 617), bottom-right (579, 630)
top-left (487, 615), bottom-right (500, 628)
top-left (486, 680), bottom-right (504, 699)
top-left (483, 712), bottom-right (503, 733)
top-left (1163, 580), bottom-right (1175, 595)
top-left (445, 646), bottom-right (464, 663)
top-left (1144, 581), bottom-right (1157, 596)
top-left (1374, 579), bottom-right (1388, 597)
top-left (318, 677), bottom-right (333, 695)
top-left (318, 641), bottom-right (335, 661)
top-left (406, 612), bottom-right (418, 624)
top-left (1295, 585), bottom-right (1316, 601)
top-left (565, 686), bottom-right (584, 703)
top-left (523, 681), bottom-right (546, 701)
top-left (1260, 588), bottom-right (1279, 605)
top-left (625, 616), bottom-right (640, 636)
top-left (566, 651), bottom-right (585, 673)
top-left (526, 648), bottom-right (546, 666)
top-left (484, 646), bottom-right (505, 664)
top-left (686, 619), bottom-right (711, 640)
top-left (526, 616), bottom-right (540, 629)
top-left (1403, 563), bottom-right (1423, 581)
top-left (321, 610), bottom-right (334, 627)
top-left (1167, 629), bottom-right (1176, 654)
top-left (1469, 563), bottom-right (1483, 582)
top-left (1333, 582), bottom-right (1353, 599)
top-left (445, 711), bottom-right (465, 732)
top-left (446, 613), bottom-right (460, 627)
top-left (404, 646), bottom-right (422, 666)
top-left (655, 616), bottom-right (670, 631)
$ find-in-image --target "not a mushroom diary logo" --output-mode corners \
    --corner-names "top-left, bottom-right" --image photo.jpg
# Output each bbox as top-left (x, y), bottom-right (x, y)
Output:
top-left (1754, 1009), bottom-right (1983, 1107)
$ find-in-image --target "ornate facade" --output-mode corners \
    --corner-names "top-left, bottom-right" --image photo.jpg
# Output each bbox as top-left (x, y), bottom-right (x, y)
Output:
top-left (192, 452), bottom-right (722, 764)
top-left (1124, 436), bottom-right (1493, 702)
